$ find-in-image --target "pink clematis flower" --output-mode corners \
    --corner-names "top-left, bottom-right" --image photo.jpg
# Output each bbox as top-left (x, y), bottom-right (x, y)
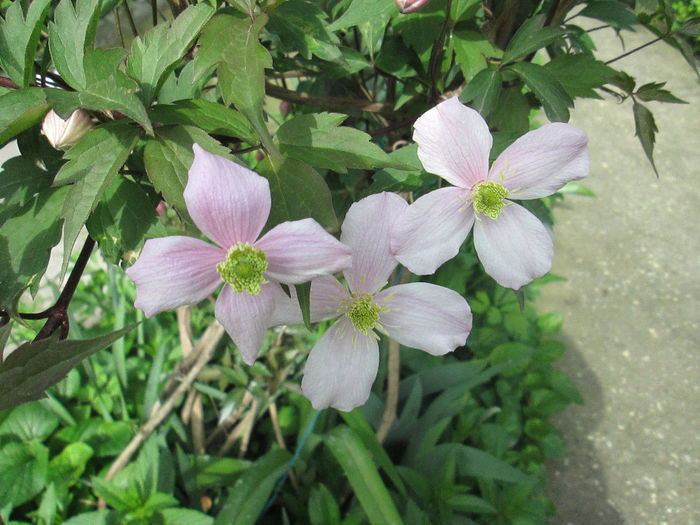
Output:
top-left (126, 144), bottom-right (352, 364)
top-left (391, 97), bottom-right (589, 289)
top-left (275, 192), bottom-right (472, 411)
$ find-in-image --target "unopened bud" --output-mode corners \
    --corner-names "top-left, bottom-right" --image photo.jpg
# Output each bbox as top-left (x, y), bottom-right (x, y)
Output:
top-left (395, 0), bottom-right (433, 13)
top-left (279, 100), bottom-right (292, 119)
top-left (255, 150), bottom-right (265, 162)
top-left (41, 109), bottom-right (93, 150)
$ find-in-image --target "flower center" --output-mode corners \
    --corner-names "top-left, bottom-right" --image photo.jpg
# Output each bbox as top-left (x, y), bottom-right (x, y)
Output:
top-left (345, 294), bottom-right (382, 335)
top-left (471, 181), bottom-right (509, 219)
top-left (217, 242), bottom-right (268, 295)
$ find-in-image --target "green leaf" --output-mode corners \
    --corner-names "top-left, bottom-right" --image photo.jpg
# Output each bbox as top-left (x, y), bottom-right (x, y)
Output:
top-left (127, 3), bottom-right (214, 105)
top-left (148, 99), bottom-right (257, 144)
top-left (368, 144), bottom-right (427, 193)
top-left (635, 82), bottom-right (687, 104)
top-left (537, 312), bottom-right (562, 335)
top-left (308, 483), bottom-right (341, 525)
top-left (490, 86), bottom-right (530, 135)
top-left (276, 112), bottom-right (408, 173)
top-left (294, 282), bottom-right (312, 330)
top-left (61, 510), bottom-right (119, 525)
top-left (0, 322), bottom-right (11, 357)
top-left (54, 121), bottom-right (140, 276)
top-left (158, 508), bottom-right (215, 525)
top-left (544, 54), bottom-right (618, 99)
top-left (0, 187), bottom-right (66, 311)
top-left (0, 0), bottom-right (52, 87)
top-left (143, 125), bottom-right (233, 217)
top-left (48, 0), bottom-right (101, 90)
top-left (632, 100), bottom-right (658, 176)
top-left (0, 402), bottom-right (59, 441)
top-left (452, 29), bottom-right (502, 80)
top-left (86, 177), bottom-right (164, 265)
top-left (501, 15), bottom-right (566, 64)
top-left (0, 155), bottom-right (54, 211)
top-left (257, 156), bottom-right (338, 229)
top-left (48, 442), bottom-right (94, 499)
top-left (421, 443), bottom-right (529, 483)
top-left (459, 67), bottom-right (502, 117)
top-left (214, 448), bottom-right (291, 525)
top-left (447, 494), bottom-right (498, 514)
top-left (325, 426), bottom-right (403, 525)
top-left (329, 0), bottom-right (397, 31)
top-left (0, 88), bottom-right (50, 147)
top-left (0, 324), bottom-right (137, 411)
top-left (579, 0), bottom-right (639, 30)
top-left (0, 441), bottom-right (48, 506)
top-left (508, 61), bottom-right (573, 122)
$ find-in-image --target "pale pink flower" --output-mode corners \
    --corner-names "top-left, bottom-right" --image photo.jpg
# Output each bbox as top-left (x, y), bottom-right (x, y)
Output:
top-left (41, 109), bottom-right (93, 150)
top-left (126, 145), bottom-right (352, 364)
top-left (391, 97), bottom-right (589, 289)
top-left (274, 192), bottom-right (472, 411)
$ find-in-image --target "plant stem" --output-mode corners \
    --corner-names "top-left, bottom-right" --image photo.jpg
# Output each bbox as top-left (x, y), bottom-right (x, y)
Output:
top-left (428, 0), bottom-right (453, 101)
top-left (122, 1), bottom-right (139, 37)
top-left (605, 33), bottom-right (671, 65)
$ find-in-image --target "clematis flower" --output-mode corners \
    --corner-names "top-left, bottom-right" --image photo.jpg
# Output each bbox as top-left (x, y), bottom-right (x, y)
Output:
top-left (275, 192), bottom-right (472, 411)
top-left (391, 97), bottom-right (589, 289)
top-left (41, 109), bottom-right (93, 150)
top-left (126, 144), bottom-right (352, 364)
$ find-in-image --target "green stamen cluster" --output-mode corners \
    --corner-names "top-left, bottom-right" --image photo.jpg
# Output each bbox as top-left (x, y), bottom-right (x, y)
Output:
top-left (346, 294), bottom-right (381, 335)
top-left (217, 242), bottom-right (268, 295)
top-left (471, 181), bottom-right (509, 219)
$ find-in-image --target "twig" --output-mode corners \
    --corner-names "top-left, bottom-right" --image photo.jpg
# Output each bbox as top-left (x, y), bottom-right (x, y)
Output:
top-left (605, 33), bottom-right (671, 65)
top-left (122, 1), bottom-right (139, 37)
top-left (177, 306), bottom-right (194, 358)
top-left (206, 390), bottom-right (253, 446)
top-left (428, 0), bottom-right (453, 100)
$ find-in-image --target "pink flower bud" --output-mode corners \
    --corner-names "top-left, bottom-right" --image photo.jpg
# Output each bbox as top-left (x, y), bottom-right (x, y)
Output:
top-left (255, 151), bottom-right (265, 162)
top-left (41, 109), bottom-right (93, 150)
top-left (156, 201), bottom-right (167, 217)
top-left (279, 100), bottom-right (292, 119)
top-left (395, 0), bottom-right (433, 13)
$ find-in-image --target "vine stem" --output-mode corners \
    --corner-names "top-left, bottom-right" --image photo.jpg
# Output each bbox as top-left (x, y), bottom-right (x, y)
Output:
top-left (605, 33), bottom-right (671, 65)
top-left (428, 0), bottom-right (453, 101)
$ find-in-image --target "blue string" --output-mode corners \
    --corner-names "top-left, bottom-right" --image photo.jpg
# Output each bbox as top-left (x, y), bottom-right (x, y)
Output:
top-left (260, 409), bottom-right (322, 516)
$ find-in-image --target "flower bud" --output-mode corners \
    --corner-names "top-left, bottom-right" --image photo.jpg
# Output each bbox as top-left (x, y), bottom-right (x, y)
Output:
top-left (41, 109), bottom-right (93, 150)
top-left (255, 150), bottom-right (265, 162)
top-left (279, 100), bottom-right (292, 119)
top-left (395, 0), bottom-right (433, 13)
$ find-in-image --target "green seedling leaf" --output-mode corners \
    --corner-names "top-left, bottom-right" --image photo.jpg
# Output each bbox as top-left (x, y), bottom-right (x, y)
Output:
top-left (127, 3), bottom-right (214, 104)
top-left (508, 61), bottom-right (573, 122)
top-left (325, 426), bottom-right (403, 525)
top-left (0, 0), bottom-right (52, 87)
top-left (0, 441), bottom-right (49, 506)
top-left (0, 324), bottom-right (137, 411)
top-left (276, 112), bottom-right (410, 173)
top-left (501, 14), bottom-right (566, 64)
top-left (0, 88), bottom-right (50, 147)
top-left (460, 67), bottom-right (502, 117)
top-left (54, 121), bottom-right (140, 277)
top-left (632, 100), bottom-right (659, 176)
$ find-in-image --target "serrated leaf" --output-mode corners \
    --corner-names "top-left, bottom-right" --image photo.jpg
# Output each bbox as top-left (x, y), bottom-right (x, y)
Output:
top-left (0, 324), bottom-right (137, 411)
top-left (632, 100), bottom-right (658, 176)
top-left (214, 448), bottom-right (291, 525)
top-left (579, 0), bottom-right (639, 30)
top-left (127, 3), bottom-right (214, 105)
top-left (544, 54), bottom-right (618, 99)
top-left (635, 81), bottom-right (687, 104)
top-left (678, 17), bottom-right (700, 37)
top-left (256, 156), bottom-right (338, 229)
top-left (0, 155), bottom-right (53, 210)
top-left (0, 441), bottom-right (48, 506)
top-left (509, 61), bottom-right (573, 122)
top-left (329, 0), bottom-right (397, 31)
top-left (453, 29), bottom-right (502, 80)
top-left (148, 99), bottom-right (257, 144)
top-left (325, 426), bottom-right (402, 525)
top-left (0, 87), bottom-right (50, 147)
top-left (143, 125), bottom-right (233, 217)
top-left (54, 121), bottom-right (140, 276)
top-left (0, 402), bottom-right (59, 441)
top-left (48, 0), bottom-right (101, 90)
top-left (0, 0), bottom-right (52, 87)
top-left (501, 14), bottom-right (566, 64)
top-left (459, 67), bottom-right (502, 117)
top-left (276, 112), bottom-right (409, 173)
top-left (0, 187), bottom-right (66, 311)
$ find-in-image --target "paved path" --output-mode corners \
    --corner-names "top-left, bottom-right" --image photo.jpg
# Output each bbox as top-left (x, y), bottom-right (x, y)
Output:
top-left (537, 22), bottom-right (700, 525)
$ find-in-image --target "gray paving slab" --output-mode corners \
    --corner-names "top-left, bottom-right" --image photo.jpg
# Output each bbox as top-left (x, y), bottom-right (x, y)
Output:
top-left (537, 23), bottom-right (700, 525)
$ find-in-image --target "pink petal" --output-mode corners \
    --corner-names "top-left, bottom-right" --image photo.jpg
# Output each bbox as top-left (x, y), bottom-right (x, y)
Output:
top-left (214, 281), bottom-right (278, 365)
top-left (413, 97), bottom-right (492, 189)
top-left (126, 236), bottom-right (224, 317)
top-left (255, 218), bottom-right (352, 284)
top-left (268, 276), bottom-right (348, 326)
top-left (301, 317), bottom-right (379, 411)
top-left (341, 192), bottom-right (407, 295)
top-left (473, 203), bottom-right (553, 289)
top-left (184, 144), bottom-right (271, 249)
top-left (375, 282), bottom-right (472, 356)
top-left (488, 123), bottom-right (589, 199)
top-left (391, 187), bottom-right (475, 275)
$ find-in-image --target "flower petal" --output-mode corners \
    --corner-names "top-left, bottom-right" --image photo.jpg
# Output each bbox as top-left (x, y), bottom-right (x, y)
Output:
top-left (184, 144), bottom-right (271, 248)
top-left (376, 282), bottom-right (471, 355)
top-left (255, 218), bottom-right (352, 284)
top-left (301, 317), bottom-right (379, 411)
top-left (473, 203), bottom-right (553, 289)
top-left (126, 236), bottom-right (224, 317)
top-left (341, 192), bottom-right (407, 295)
top-left (489, 123), bottom-right (589, 199)
top-left (268, 276), bottom-right (348, 326)
top-left (413, 97), bottom-right (492, 189)
top-left (391, 187), bottom-right (475, 275)
top-left (215, 281), bottom-right (278, 365)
